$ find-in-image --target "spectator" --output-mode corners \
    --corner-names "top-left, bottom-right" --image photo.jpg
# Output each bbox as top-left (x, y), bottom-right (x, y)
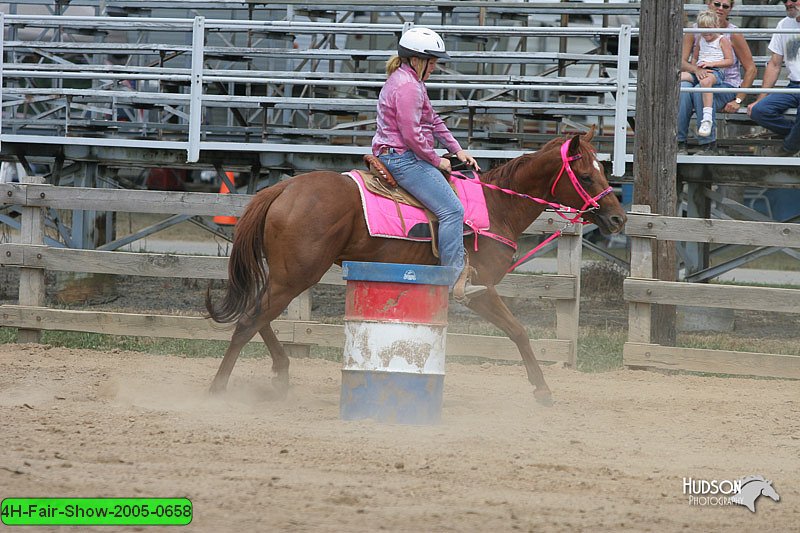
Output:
top-left (747, 0), bottom-right (800, 157)
top-left (680, 10), bottom-right (735, 138)
top-left (678, 0), bottom-right (757, 154)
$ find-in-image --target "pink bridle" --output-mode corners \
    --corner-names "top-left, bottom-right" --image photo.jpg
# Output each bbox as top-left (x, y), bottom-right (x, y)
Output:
top-left (463, 137), bottom-right (614, 272)
top-left (549, 139), bottom-right (614, 220)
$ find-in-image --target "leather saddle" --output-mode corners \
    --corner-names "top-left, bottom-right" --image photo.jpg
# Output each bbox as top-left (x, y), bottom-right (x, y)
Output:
top-left (360, 154), bottom-right (471, 258)
top-left (362, 154), bottom-right (424, 208)
top-left (361, 153), bottom-right (469, 208)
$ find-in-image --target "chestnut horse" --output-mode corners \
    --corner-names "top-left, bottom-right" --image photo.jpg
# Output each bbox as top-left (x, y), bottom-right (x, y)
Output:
top-left (206, 131), bottom-right (627, 404)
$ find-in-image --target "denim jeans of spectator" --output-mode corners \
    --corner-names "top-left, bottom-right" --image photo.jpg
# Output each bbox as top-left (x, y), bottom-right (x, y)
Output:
top-left (378, 149), bottom-right (465, 286)
top-left (677, 80), bottom-right (735, 145)
top-left (749, 81), bottom-right (800, 152)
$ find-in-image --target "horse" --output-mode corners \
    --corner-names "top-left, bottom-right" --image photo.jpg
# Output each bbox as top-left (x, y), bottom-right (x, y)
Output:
top-left (205, 130), bottom-right (627, 405)
top-left (731, 476), bottom-right (780, 512)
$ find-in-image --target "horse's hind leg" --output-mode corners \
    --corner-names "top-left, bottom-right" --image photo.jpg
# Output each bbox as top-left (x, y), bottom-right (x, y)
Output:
top-left (464, 289), bottom-right (553, 406)
top-left (210, 284), bottom-right (300, 395)
top-left (258, 324), bottom-right (290, 398)
top-left (210, 318), bottom-right (262, 394)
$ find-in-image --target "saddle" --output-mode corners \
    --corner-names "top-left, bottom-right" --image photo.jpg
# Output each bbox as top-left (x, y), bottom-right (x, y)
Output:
top-left (362, 154), bottom-right (424, 209)
top-left (362, 154), bottom-right (470, 207)
top-left (360, 154), bottom-right (472, 258)
top-left (361, 154), bottom-right (437, 254)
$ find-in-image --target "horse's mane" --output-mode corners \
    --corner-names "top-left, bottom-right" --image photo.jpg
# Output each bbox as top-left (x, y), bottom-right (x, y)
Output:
top-left (482, 136), bottom-right (565, 189)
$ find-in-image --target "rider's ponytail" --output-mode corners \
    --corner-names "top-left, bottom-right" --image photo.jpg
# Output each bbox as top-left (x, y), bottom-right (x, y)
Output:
top-left (385, 56), bottom-right (402, 76)
top-left (386, 56), bottom-right (428, 81)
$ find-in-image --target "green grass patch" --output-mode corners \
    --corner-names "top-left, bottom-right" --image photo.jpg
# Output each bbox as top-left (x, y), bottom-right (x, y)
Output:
top-left (0, 328), bottom-right (268, 359)
top-left (677, 332), bottom-right (800, 356)
top-left (577, 326), bottom-right (626, 372)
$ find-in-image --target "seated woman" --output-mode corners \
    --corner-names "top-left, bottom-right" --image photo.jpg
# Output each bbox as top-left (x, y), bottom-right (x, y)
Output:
top-left (677, 0), bottom-right (756, 154)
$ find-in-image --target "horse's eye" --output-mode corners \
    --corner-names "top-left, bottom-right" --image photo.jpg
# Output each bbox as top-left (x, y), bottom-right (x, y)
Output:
top-left (579, 174), bottom-right (592, 185)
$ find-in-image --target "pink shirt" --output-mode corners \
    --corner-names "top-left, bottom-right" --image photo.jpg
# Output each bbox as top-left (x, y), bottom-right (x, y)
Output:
top-left (372, 63), bottom-right (462, 166)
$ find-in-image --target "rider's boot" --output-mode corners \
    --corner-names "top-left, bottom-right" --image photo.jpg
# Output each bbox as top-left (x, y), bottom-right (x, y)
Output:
top-left (453, 251), bottom-right (487, 304)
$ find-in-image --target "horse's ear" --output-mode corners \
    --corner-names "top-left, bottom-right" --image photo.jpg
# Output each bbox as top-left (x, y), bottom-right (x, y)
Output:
top-left (583, 124), bottom-right (596, 143)
top-left (567, 134), bottom-right (582, 157)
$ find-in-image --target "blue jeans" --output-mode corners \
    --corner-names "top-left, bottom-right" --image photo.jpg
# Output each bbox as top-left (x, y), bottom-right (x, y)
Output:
top-left (749, 81), bottom-right (800, 152)
top-left (378, 149), bottom-right (465, 282)
top-left (686, 68), bottom-right (724, 87)
top-left (677, 79), bottom-right (735, 145)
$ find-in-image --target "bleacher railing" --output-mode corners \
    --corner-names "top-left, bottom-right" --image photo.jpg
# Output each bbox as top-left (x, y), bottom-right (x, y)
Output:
top-left (5, 9), bottom-right (799, 174)
top-left (1, 13), bottom-right (637, 176)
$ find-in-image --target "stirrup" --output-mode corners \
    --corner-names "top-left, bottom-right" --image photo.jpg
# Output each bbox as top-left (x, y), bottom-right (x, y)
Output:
top-left (453, 254), bottom-right (486, 304)
top-left (460, 281), bottom-right (487, 300)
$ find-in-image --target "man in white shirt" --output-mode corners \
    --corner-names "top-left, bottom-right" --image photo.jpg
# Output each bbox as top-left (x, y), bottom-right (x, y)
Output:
top-left (748, 0), bottom-right (800, 156)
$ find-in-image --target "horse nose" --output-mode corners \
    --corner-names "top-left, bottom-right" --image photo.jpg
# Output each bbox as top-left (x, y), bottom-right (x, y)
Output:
top-left (609, 213), bottom-right (627, 230)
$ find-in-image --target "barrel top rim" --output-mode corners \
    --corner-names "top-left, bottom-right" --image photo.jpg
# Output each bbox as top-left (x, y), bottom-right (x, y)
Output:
top-left (342, 261), bottom-right (456, 286)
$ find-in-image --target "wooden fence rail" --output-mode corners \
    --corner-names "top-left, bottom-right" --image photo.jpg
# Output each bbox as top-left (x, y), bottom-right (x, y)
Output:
top-left (0, 182), bottom-right (584, 365)
top-left (624, 205), bottom-right (800, 379)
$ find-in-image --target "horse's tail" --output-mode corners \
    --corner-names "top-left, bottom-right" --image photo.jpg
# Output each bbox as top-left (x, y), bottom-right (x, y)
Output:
top-left (206, 187), bottom-right (281, 323)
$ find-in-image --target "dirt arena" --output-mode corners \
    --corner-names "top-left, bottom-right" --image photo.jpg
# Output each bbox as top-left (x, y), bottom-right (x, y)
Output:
top-left (1, 342), bottom-right (797, 532)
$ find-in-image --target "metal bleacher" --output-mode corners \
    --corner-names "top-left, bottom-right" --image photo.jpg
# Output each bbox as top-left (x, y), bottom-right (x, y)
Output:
top-left (0, 1), bottom-right (638, 183)
top-left (3, 1), bottom-right (799, 179)
top-left (1, 1), bottom-right (799, 280)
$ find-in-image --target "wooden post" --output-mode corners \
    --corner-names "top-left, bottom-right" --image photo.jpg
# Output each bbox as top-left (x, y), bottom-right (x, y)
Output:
top-left (556, 225), bottom-right (581, 367)
top-left (627, 205), bottom-right (653, 344)
top-left (18, 177), bottom-right (46, 343)
top-left (632, 0), bottom-right (682, 345)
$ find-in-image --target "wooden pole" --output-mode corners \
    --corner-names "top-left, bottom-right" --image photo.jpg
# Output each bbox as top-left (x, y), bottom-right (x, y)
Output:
top-left (18, 176), bottom-right (46, 344)
top-left (632, 0), bottom-right (682, 345)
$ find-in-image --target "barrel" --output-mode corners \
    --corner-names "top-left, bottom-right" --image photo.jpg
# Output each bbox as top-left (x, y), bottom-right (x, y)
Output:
top-left (340, 261), bottom-right (454, 424)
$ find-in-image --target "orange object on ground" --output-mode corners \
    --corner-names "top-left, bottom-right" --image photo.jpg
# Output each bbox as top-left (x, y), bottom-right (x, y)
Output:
top-left (213, 172), bottom-right (238, 225)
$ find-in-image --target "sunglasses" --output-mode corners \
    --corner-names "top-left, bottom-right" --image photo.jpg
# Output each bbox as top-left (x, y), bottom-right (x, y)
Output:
top-left (781, 0), bottom-right (799, 4)
top-left (712, 1), bottom-right (731, 8)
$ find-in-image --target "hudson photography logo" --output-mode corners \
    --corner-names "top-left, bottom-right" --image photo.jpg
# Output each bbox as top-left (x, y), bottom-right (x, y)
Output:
top-left (683, 475), bottom-right (781, 512)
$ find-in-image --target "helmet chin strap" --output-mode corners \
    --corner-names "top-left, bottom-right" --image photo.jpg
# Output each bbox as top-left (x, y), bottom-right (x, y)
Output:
top-left (410, 56), bottom-right (430, 80)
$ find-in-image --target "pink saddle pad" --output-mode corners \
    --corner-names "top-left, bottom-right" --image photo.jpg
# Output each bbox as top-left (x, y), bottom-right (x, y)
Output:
top-left (346, 169), bottom-right (490, 241)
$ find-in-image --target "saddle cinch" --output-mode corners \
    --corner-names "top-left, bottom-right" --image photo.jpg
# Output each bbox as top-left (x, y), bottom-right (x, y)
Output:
top-left (360, 154), bottom-right (473, 257)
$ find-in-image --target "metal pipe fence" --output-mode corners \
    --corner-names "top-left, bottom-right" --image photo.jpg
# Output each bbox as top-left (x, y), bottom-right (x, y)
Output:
top-left (3, 12), bottom-right (800, 175)
top-left (1, 14), bottom-right (636, 175)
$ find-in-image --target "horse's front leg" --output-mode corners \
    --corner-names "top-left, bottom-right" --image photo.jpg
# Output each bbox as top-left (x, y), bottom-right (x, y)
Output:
top-left (463, 288), bottom-right (553, 406)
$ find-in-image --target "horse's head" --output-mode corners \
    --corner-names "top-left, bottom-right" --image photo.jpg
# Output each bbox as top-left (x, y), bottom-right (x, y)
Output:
top-left (548, 129), bottom-right (627, 235)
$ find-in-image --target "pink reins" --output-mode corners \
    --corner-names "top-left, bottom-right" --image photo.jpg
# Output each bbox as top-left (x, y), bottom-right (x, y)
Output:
top-left (462, 138), bottom-right (613, 273)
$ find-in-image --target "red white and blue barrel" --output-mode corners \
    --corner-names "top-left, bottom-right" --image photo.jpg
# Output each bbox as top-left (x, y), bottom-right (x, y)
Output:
top-left (340, 261), bottom-right (454, 424)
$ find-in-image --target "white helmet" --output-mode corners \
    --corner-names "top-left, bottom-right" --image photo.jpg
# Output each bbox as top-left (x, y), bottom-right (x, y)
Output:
top-left (398, 27), bottom-right (449, 60)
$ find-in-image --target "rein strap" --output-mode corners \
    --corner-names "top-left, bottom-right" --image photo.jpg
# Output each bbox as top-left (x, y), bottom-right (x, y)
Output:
top-left (467, 138), bottom-right (614, 273)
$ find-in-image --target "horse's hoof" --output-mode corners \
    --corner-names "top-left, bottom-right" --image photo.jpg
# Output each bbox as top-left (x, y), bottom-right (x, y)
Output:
top-left (534, 389), bottom-right (554, 407)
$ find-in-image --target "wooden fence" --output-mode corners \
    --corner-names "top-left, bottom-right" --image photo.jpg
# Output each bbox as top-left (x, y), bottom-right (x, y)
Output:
top-left (0, 181), bottom-right (584, 365)
top-left (624, 205), bottom-right (800, 379)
